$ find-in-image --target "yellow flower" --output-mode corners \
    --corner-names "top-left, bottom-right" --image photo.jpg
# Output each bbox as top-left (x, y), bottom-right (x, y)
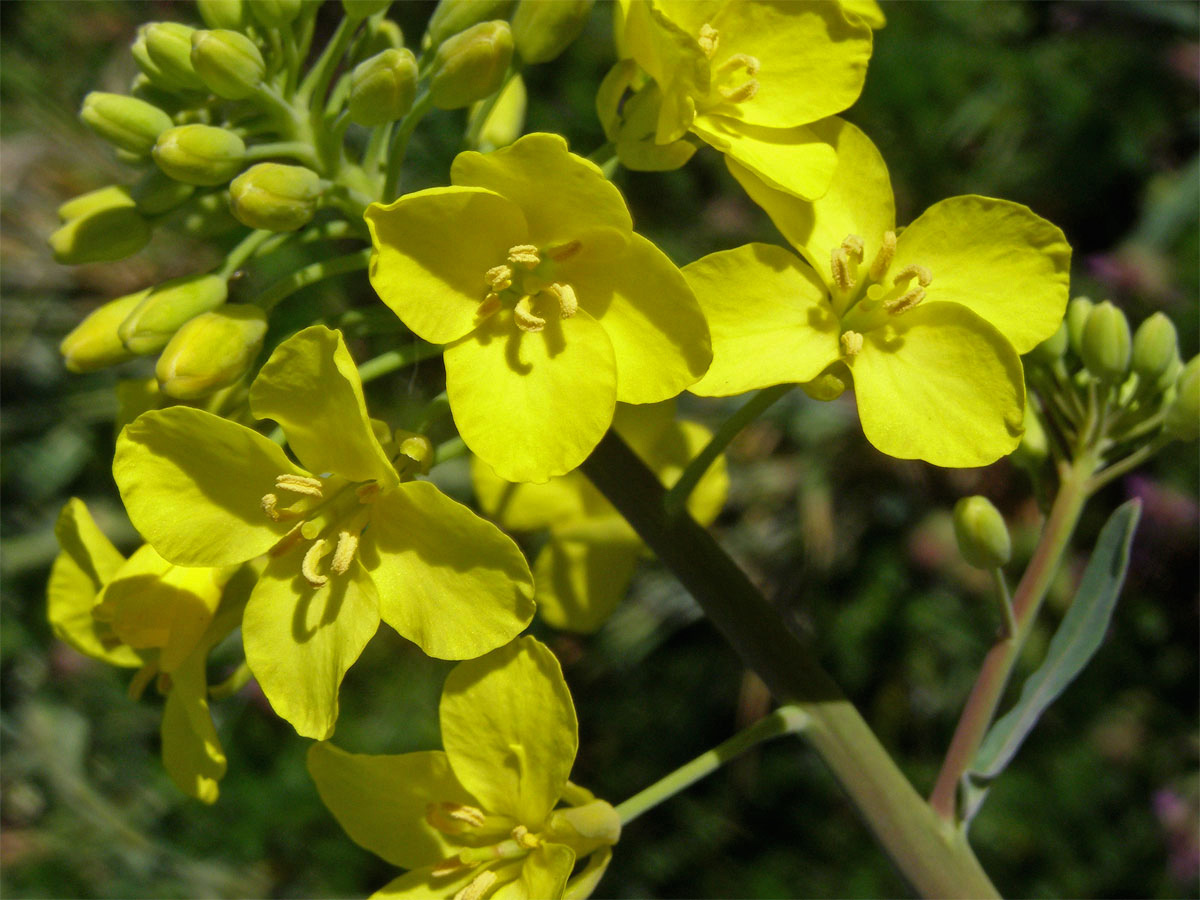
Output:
top-left (601, 0), bottom-right (873, 198)
top-left (686, 119), bottom-right (1072, 467)
top-left (308, 637), bottom-right (619, 900)
top-left (366, 132), bottom-right (711, 484)
top-left (113, 325), bottom-right (535, 739)
top-left (472, 400), bottom-right (728, 632)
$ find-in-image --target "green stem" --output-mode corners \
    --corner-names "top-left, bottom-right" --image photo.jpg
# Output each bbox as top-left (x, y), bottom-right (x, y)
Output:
top-left (582, 431), bottom-right (998, 899)
top-left (255, 248), bottom-right (372, 312)
top-left (664, 383), bottom-right (793, 516)
top-left (1087, 433), bottom-right (1172, 493)
top-left (357, 340), bottom-right (443, 384)
top-left (434, 436), bottom-right (468, 466)
top-left (928, 452), bottom-right (1098, 821)
top-left (362, 122), bottom-right (393, 179)
top-left (245, 140), bottom-right (320, 167)
top-left (615, 705), bottom-right (809, 825)
top-left (299, 16), bottom-right (357, 109)
top-left (991, 568), bottom-right (1016, 640)
top-left (209, 662), bottom-right (252, 700)
top-left (217, 229), bottom-right (273, 279)
top-left (383, 90), bottom-right (434, 202)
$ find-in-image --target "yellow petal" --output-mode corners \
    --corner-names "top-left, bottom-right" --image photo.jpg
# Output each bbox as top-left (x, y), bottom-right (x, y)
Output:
top-left (535, 530), bottom-right (641, 633)
top-left (161, 646), bottom-right (225, 804)
top-left (491, 843), bottom-right (575, 900)
top-left (692, 116), bottom-right (836, 201)
top-left (445, 309), bottom-right (617, 484)
top-left (472, 456), bottom-right (595, 532)
top-left (684, 243), bottom-right (840, 396)
top-left (851, 302), bottom-right (1025, 467)
top-left (367, 186), bottom-right (528, 345)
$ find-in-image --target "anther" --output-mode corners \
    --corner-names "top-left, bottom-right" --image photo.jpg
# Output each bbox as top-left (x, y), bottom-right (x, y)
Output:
top-left (507, 244), bottom-right (541, 270)
top-left (893, 263), bottom-right (932, 287)
top-left (262, 493), bottom-right (280, 520)
top-left (485, 264), bottom-right (513, 291)
top-left (720, 80), bottom-right (759, 103)
top-left (476, 293), bottom-right (502, 319)
top-left (301, 538), bottom-right (330, 588)
top-left (840, 330), bottom-right (864, 357)
top-left (697, 23), bottom-right (719, 58)
top-left (511, 825), bottom-right (541, 849)
top-left (331, 530), bottom-right (358, 575)
top-left (275, 473), bottom-right (324, 497)
top-left (719, 53), bottom-right (760, 77)
top-left (868, 231), bottom-right (897, 282)
top-left (454, 870), bottom-right (498, 900)
top-left (513, 295), bottom-right (546, 333)
top-left (830, 248), bottom-right (854, 291)
top-left (546, 282), bottom-right (578, 318)
top-left (841, 234), bottom-right (865, 260)
top-left (884, 287), bottom-right (926, 315)
top-left (432, 855), bottom-right (469, 876)
top-left (427, 802), bottom-right (487, 835)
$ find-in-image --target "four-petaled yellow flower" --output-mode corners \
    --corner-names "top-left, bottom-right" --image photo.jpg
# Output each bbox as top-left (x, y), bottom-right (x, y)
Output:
top-left (472, 400), bottom-right (728, 632)
top-left (600, 0), bottom-right (873, 199)
top-left (365, 132), bottom-right (711, 484)
top-left (113, 325), bottom-right (535, 740)
top-left (308, 636), bottom-right (620, 900)
top-left (685, 118), bottom-right (1072, 467)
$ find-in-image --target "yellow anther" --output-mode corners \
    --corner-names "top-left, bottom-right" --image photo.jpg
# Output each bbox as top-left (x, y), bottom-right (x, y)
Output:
top-left (546, 282), bottom-right (578, 318)
top-left (476, 293), bottom-right (502, 319)
top-left (261, 493), bottom-right (280, 520)
top-left (454, 870), bottom-right (498, 900)
top-left (720, 79), bottom-right (759, 103)
top-left (697, 23), bottom-right (719, 58)
top-left (331, 530), bottom-right (358, 575)
top-left (841, 234), bottom-right (865, 261)
top-left (831, 248), bottom-right (853, 291)
top-left (507, 244), bottom-right (541, 269)
top-left (513, 295), bottom-right (546, 333)
top-left (511, 825), bottom-right (541, 849)
top-left (275, 473), bottom-right (323, 497)
top-left (485, 264), bottom-right (513, 291)
top-left (719, 53), bottom-right (760, 77)
top-left (893, 263), bottom-right (932, 287)
top-left (427, 802), bottom-right (488, 835)
top-left (868, 230), bottom-right (897, 282)
top-left (840, 330), bottom-right (864, 357)
top-left (884, 287), bottom-right (926, 315)
top-left (432, 855), bottom-right (469, 876)
top-left (301, 538), bottom-right (331, 588)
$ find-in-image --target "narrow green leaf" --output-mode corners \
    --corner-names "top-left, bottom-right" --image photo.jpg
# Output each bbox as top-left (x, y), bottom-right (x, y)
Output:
top-left (970, 498), bottom-right (1141, 782)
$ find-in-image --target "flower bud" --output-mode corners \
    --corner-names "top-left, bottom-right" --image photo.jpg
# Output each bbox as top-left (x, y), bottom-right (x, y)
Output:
top-left (1131, 312), bottom-right (1179, 385)
top-left (511, 0), bottom-right (592, 64)
top-left (79, 92), bottom-right (174, 156)
top-left (60, 291), bottom-right (149, 372)
top-left (155, 304), bottom-right (268, 399)
top-left (471, 72), bottom-right (525, 151)
top-left (598, 62), bottom-right (696, 171)
top-left (140, 23), bottom-right (206, 92)
top-left (131, 169), bottom-right (195, 215)
top-left (1026, 320), bottom-right (1068, 367)
top-left (425, 0), bottom-right (514, 49)
top-left (197, 0), bottom-right (249, 30)
top-left (1164, 356), bottom-right (1199, 443)
top-left (953, 496), bottom-right (1012, 570)
top-left (800, 363), bottom-right (849, 402)
top-left (428, 20), bottom-right (514, 110)
top-left (49, 193), bottom-right (151, 265)
top-left (357, 18), bottom-right (405, 59)
top-left (191, 29), bottom-right (265, 100)
top-left (1065, 295), bottom-right (1094, 359)
top-left (1080, 300), bottom-right (1132, 381)
top-left (118, 273), bottom-right (229, 354)
top-left (153, 124), bottom-right (246, 185)
top-left (229, 163), bottom-right (322, 232)
top-left (394, 430), bottom-right (435, 475)
top-left (348, 48), bottom-right (419, 126)
top-left (251, 0), bottom-right (303, 28)
top-left (342, 0), bottom-right (392, 20)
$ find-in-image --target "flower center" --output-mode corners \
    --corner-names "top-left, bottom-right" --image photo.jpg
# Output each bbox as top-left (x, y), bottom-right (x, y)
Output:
top-left (424, 801), bottom-right (535, 900)
top-left (696, 24), bottom-right (760, 108)
top-left (476, 243), bottom-right (580, 334)
top-left (829, 231), bottom-right (934, 357)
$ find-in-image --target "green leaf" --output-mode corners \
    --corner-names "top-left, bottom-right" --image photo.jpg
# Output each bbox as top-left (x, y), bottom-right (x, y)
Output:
top-left (969, 498), bottom-right (1141, 786)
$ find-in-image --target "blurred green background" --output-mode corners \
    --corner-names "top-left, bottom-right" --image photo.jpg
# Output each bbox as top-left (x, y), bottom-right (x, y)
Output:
top-left (2, 1), bottom-right (1197, 897)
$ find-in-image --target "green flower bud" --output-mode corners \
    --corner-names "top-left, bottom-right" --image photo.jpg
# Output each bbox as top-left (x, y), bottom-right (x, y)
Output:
top-left (79, 92), bottom-right (174, 156)
top-left (141, 23), bottom-right (206, 92)
top-left (1080, 300), bottom-right (1132, 381)
top-left (511, 0), bottom-right (592, 64)
top-left (118, 273), bottom-right (229, 354)
top-left (342, 0), bottom-right (392, 20)
top-left (1026, 320), bottom-right (1068, 367)
top-left (953, 496), bottom-right (1012, 570)
top-left (197, 0), bottom-right (248, 30)
top-left (1164, 356), bottom-right (1199, 442)
top-left (191, 29), bottom-right (265, 99)
top-left (251, 0), bottom-right (303, 28)
top-left (800, 363), bottom-right (849, 402)
top-left (393, 429), bottom-right (435, 475)
top-left (348, 48), bottom-right (419, 126)
top-left (472, 72), bottom-right (526, 151)
top-left (1131, 312), bottom-right (1179, 384)
top-left (155, 304), bottom-right (268, 399)
top-left (49, 194), bottom-right (151, 265)
top-left (428, 20), bottom-right (514, 110)
top-left (60, 291), bottom-right (149, 372)
top-left (131, 169), bottom-right (195, 215)
top-left (176, 191), bottom-right (241, 237)
top-left (1065, 295), bottom-right (1094, 359)
top-left (229, 163), bottom-right (322, 232)
top-left (153, 124), bottom-right (246, 186)
top-left (357, 18), bottom-right (405, 59)
top-left (426, 0), bottom-right (514, 49)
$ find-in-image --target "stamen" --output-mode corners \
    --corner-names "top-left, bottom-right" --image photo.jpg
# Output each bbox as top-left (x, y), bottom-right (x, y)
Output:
top-left (427, 802), bottom-right (487, 834)
top-left (513, 295), bottom-right (546, 333)
top-left (840, 331), bottom-right (864, 357)
top-left (261, 493), bottom-right (280, 520)
top-left (884, 287), bottom-right (925, 315)
top-left (831, 247), bottom-right (853, 291)
top-left (511, 825), bottom-right (540, 849)
top-left (432, 855), bottom-right (469, 876)
top-left (893, 263), bottom-right (932, 287)
top-left (868, 231), bottom-right (897, 282)
top-left (330, 530), bottom-right (358, 575)
top-left (275, 473), bottom-right (323, 497)
top-left (507, 244), bottom-right (541, 270)
top-left (719, 53), bottom-right (760, 77)
top-left (454, 870), bottom-right (498, 900)
top-left (301, 538), bottom-right (330, 588)
top-left (485, 264), bottom-right (513, 291)
top-left (546, 282), bottom-right (578, 318)
top-left (697, 23), bottom-right (719, 58)
top-left (720, 79), bottom-right (758, 103)
top-left (476, 293), bottom-right (502, 319)
top-left (840, 234), bottom-right (865, 261)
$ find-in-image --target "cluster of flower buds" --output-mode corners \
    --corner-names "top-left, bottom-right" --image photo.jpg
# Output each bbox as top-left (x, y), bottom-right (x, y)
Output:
top-left (1018, 296), bottom-right (1197, 483)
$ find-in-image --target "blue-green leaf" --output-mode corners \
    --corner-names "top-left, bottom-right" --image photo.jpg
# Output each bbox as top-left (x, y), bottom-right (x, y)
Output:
top-left (969, 498), bottom-right (1140, 784)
